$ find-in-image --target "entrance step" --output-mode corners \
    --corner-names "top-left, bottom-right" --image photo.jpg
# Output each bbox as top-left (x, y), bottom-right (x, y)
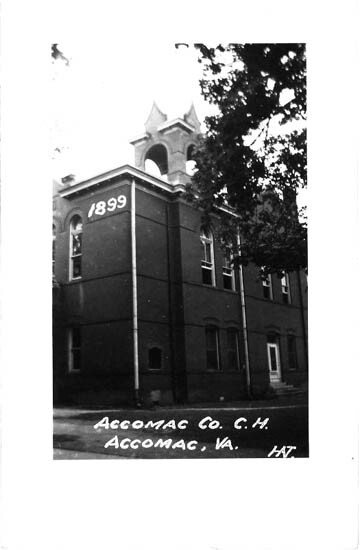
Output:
top-left (271, 381), bottom-right (303, 396)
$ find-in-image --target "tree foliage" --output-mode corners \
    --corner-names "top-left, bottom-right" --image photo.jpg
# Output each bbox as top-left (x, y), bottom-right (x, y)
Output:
top-left (190, 43), bottom-right (307, 275)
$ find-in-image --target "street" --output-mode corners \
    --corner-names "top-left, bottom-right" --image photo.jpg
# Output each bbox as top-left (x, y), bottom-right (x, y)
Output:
top-left (53, 398), bottom-right (308, 459)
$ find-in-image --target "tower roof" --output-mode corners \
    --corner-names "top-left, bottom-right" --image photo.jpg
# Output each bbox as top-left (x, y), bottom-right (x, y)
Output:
top-left (144, 102), bottom-right (167, 133)
top-left (184, 103), bottom-right (201, 133)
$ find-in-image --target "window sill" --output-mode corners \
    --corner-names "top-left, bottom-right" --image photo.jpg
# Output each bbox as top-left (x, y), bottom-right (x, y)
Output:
top-left (222, 287), bottom-right (237, 293)
top-left (205, 369), bottom-right (222, 372)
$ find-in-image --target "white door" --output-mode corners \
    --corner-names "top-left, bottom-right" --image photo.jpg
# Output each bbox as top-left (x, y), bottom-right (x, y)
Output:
top-left (267, 342), bottom-right (281, 383)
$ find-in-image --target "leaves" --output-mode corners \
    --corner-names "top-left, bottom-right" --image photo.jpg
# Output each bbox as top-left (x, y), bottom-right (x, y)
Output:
top-left (191, 43), bottom-right (307, 274)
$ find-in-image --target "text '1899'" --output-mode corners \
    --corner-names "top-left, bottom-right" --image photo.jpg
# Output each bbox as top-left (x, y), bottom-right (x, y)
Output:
top-left (88, 195), bottom-right (127, 218)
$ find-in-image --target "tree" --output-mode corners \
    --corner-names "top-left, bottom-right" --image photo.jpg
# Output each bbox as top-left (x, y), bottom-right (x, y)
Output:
top-left (190, 43), bottom-right (307, 275)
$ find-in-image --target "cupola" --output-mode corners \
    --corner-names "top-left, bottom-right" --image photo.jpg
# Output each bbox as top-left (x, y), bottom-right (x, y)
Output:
top-left (130, 102), bottom-right (201, 185)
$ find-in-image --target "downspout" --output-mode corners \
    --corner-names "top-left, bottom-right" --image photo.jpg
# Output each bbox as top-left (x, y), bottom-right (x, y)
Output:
top-left (131, 178), bottom-right (140, 405)
top-left (296, 269), bottom-right (308, 371)
top-left (237, 232), bottom-right (252, 399)
top-left (165, 204), bottom-right (176, 402)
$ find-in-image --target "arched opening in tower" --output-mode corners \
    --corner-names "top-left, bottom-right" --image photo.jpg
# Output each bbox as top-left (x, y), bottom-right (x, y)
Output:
top-left (145, 144), bottom-right (168, 177)
top-left (186, 144), bottom-right (196, 175)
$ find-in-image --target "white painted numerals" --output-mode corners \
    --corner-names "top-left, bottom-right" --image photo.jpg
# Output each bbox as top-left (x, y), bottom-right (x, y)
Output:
top-left (88, 195), bottom-right (127, 219)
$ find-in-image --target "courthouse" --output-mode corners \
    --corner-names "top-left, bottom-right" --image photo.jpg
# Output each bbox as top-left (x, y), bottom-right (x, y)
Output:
top-left (52, 103), bottom-right (308, 405)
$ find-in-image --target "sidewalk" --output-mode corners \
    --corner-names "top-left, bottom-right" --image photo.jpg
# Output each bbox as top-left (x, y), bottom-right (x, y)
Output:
top-left (54, 391), bottom-right (308, 416)
top-left (53, 393), bottom-right (309, 459)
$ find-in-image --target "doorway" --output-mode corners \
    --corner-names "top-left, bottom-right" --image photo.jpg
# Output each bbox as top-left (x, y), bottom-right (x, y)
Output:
top-left (267, 339), bottom-right (281, 383)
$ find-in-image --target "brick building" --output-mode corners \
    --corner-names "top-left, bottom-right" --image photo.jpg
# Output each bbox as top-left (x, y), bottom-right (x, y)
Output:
top-left (52, 104), bottom-right (308, 406)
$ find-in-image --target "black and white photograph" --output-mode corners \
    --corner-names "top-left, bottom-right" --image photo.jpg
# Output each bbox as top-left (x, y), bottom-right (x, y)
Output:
top-left (1, 1), bottom-right (359, 549)
top-left (51, 42), bottom-right (309, 460)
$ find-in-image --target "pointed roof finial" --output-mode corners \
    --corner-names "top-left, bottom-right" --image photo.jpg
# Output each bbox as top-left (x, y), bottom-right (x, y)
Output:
top-left (144, 102), bottom-right (167, 133)
top-left (184, 103), bottom-right (201, 133)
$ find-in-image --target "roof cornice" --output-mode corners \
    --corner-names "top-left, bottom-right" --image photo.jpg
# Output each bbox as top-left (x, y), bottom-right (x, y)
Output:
top-left (58, 164), bottom-right (186, 198)
top-left (157, 118), bottom-right (195, 134)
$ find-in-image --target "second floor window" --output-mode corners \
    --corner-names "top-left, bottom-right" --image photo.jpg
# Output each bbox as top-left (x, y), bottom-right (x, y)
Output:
top-left (281, 273), bottom-right (291, 304)
top-left (222, 247), bottom-right (235, 290)
top-left (262, 271), bottom-right (273, 300)
top-left (70, 215), bottom-right (83, 280)
top-left (200, 229), bottom-right (215, 286)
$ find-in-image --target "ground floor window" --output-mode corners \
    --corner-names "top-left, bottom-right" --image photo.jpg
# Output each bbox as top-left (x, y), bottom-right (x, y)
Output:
top-left (68, 327), bottom-right (81, 372)
top-left (148, 347), bottom-right (162, 370)
top-left (205, 326), bottom-right (220, 370)
top-left (287, 335), bottom-right (298, 370)
top-left (227, 328), bottom-right (240, 369)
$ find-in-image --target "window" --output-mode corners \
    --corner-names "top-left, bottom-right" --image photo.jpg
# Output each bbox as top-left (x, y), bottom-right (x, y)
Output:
top-left (281, 273), bottom-right (291, 304)
top-left (200, 229), bottom-right (215, 286)
top-left (222, 247), bottom-right (235, 290)
top-left (262, 272), bottom-right (273, 300)
top-left (52, 223), bottom-right (56, 279)
top-left (68, 327), bottom-right (81, 372)
top-left (148, 347), bottom-right (162, 370)
top-left (227, 328), bottom-right (240, 369)
top-left (205, 326), bottom-right (220, 370)
top-left (287, 335), bottom-right (298, 370)
top-left (69, 215), bottom-right (83, 280)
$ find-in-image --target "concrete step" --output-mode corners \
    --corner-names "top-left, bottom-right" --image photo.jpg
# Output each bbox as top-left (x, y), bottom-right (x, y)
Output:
top-left (271, 381), bottom-right (303, 395)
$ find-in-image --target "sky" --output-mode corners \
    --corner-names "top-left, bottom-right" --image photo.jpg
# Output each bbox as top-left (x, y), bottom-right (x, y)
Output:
top-left (51, 40), bottom-right (307, 212)
top-left (51, 41), bottom-right (213, 181)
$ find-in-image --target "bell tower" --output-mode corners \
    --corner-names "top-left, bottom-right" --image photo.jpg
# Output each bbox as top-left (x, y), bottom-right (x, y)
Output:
top-left (130, 102), bottom-right (201, 185)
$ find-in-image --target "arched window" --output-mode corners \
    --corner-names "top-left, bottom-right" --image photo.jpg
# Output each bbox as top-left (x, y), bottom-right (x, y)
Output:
top-left (148, 347), bottom-right (162, 370)
top-left (69, 215), bottom-right (83, 280)
top-left (52, 223), bottom-right (56, 279)
top-left (200, 229), bottom-right (215, 286)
